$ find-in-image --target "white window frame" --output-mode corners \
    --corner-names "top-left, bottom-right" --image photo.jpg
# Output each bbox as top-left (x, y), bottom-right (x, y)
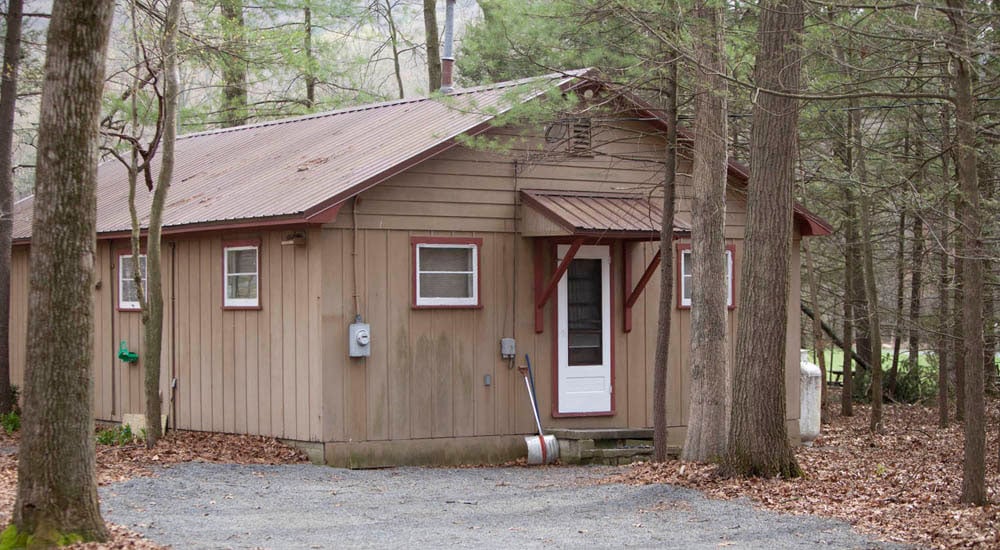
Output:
top-left (679, 247), bottom-right (734, 308)
top-left (118, 252), bottom-right (147, 311)
top-left (224, 244), bottom-right (260, 308)
top-left (414, 242), bottom-right (479, 307)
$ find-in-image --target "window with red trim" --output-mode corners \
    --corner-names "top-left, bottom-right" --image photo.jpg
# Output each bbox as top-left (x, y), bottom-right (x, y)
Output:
top-left (118, 251), bottom-right (147, 311)
top-left (678, 244), bottom-right (735, 309)
top-left (412, 237), bottom-right (481, 307)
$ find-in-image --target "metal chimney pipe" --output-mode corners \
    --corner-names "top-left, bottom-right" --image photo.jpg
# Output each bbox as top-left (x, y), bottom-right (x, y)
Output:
top-left (440, 0), bottom-right (456, 93)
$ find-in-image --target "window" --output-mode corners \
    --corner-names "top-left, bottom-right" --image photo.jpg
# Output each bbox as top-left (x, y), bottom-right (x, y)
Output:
top-left (118, 252), bottom-right (147, 311)
top-left (412, 238), bottom-right (481, 307)
top-left (224, 243), bottom-right (259, 308)
top-left (678, 244), bottom-right (735, 309)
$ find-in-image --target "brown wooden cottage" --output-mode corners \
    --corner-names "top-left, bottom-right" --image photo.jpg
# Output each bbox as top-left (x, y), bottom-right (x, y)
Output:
top-left (8, 71), bottom-right (831, 467)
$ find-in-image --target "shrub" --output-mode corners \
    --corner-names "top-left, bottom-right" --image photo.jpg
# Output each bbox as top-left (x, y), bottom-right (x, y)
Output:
top-left (96, 424), bottom-right (142, 446)
top-left (0, 411), bottom-right (19, 434)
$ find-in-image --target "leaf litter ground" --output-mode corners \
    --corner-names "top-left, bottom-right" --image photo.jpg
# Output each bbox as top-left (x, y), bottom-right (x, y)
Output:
top-left (605, 393), bottom-right (1000, 549)
top-left (0, 396), bottom-right (995, 548)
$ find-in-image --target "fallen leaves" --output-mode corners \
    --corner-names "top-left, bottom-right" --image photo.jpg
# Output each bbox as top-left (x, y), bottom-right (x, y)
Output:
top-left (604, 392), bottom-right (1000, 549)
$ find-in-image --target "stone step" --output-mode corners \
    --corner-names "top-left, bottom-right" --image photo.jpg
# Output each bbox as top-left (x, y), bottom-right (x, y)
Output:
top-left (579, 446), bottom-right (655, 466)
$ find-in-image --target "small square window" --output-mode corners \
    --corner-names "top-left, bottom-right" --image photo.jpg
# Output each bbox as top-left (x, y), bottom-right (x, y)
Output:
top-left (678, 245), bottom-right (734, 309)
top-left (224, 244), bottom-right (259, 308)
top-left (413, 239), bottom-right (481, 307)
top-left (119, 252), bottom-right (147, 310)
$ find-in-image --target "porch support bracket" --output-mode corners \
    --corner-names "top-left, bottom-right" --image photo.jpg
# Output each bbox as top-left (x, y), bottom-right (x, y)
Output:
top-left (624, 247), bottom-right (661, 333)
top-left (534, 236), bottom-right (584, 333)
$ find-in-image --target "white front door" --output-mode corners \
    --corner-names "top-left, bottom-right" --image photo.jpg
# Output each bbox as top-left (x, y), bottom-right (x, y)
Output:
top-left (556, 244), bottom-right (612, 414)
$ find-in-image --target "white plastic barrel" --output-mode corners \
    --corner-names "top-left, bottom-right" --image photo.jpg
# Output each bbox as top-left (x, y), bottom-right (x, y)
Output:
top-left (799, 350), bottom-right (822, 444)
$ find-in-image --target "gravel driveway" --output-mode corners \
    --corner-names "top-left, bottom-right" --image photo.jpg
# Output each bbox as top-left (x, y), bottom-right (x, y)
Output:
top-left (100, 463), bottom-right (901, 549)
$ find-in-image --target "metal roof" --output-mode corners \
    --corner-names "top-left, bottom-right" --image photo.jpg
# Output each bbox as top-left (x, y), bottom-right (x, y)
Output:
top-left (12, 70), bottom-right (589, 241)
top-left (520, 189), bottom-right (689, 239)
top-left (11, 68), bottom-right (832, 241)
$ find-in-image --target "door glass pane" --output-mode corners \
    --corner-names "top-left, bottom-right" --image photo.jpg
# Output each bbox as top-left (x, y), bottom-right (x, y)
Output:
top-left (567, 258), bottom-right (602, 366)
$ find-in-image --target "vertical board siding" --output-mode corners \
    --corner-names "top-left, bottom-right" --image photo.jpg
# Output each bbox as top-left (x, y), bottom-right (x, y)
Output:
top-left (91, 229), bottom-right (326, 442)
top-left (5, 120), bottom-right (810, 446)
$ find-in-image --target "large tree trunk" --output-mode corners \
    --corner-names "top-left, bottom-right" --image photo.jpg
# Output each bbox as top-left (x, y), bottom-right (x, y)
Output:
top-left (947, 0), bottom-right (986, 506)
top-left (11, 0), bottom-right (114, 543)
top-left (424, 0), bottom-right (441, 92)
top-left (725, 0), bottom-right (803, 479)
top-left (0, 0), bottom-right (24, 415)
top-left (653, 59), bottom-right (678, 463)
top-left (682, 0), bottom-right (729, 463)
top-left (221, 0), bottom-right (247, 127)
top-left (143, 0), bottom-right (182, 448)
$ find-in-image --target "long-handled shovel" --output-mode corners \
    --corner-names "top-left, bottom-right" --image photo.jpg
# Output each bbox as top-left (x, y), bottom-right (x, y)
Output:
top-left (521, 354), bottom-right (558, 464)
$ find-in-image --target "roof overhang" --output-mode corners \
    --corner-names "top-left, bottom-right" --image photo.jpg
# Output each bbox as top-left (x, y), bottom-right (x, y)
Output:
top-left (519, 189), bottom-right (690, 239)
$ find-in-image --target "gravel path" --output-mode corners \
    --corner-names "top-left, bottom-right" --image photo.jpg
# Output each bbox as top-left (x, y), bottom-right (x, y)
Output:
top-left (100, 463), bottom-right (902, 549)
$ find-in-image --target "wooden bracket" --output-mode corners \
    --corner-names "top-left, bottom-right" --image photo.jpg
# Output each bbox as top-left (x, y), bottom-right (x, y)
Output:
top-left (534, 237), bottom-right (583, 333)
top-left (624, 246), bottom-right (661, 333)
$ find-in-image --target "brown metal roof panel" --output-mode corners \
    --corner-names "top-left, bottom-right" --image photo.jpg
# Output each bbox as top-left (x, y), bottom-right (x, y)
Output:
top-left (520, 189), bottom-right (673, 237)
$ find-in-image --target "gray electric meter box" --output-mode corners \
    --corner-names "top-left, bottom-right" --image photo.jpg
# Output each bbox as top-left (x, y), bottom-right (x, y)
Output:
top-left (349, 322), bottom-right (371, 357)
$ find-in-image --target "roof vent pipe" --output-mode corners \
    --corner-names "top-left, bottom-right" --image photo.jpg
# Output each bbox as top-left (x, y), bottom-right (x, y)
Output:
top-left (440, 0), bottom-right (456, 93)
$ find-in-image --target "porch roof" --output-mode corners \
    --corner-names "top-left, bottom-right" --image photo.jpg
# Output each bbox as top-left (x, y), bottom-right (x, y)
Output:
top-left (519, 189), bottom-right (690, 239)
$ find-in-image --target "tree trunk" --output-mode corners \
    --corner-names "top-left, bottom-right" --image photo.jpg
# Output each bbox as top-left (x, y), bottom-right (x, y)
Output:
top-left (424, 0), bottom-right (441, 93)
top-left (0, 0), bottom-right (24, 415)
top-left (304, 5), bottom-right (315, 109)
top-left (653, 58), bottom-right (678, 463)
top-left (937, 221), bottom-right (950, 428)
top-left (725, 0), bottom-right (802, 479)
top-left (953, 218), bottom-right (964, 421)
top-left (142, 0), bottom-right (182, 448)
top-left (947, 0), bottom-right (986, 506)
top-left (888, 212), bottom-right (906, 398)
top-left (981, 157), bottom-right (996, 394)
top-left (937, 102), bottom-right (951, 428)
top-left (382, 0), bottom-right (405, 99)
top-left (841, 157), bottom-right (856, 417)
top-left (852, 108), bottom-right (883, 433)
top-left (805, 243), bottom-right (828, 422)
top-left (905, 214), bottom-right (923, 396)
top-left (682, 0), bottom-right (729, 463)
top-left (11, 0), bottom-right (114, 543)
top-left (221, 0), bottom-right (247, 127)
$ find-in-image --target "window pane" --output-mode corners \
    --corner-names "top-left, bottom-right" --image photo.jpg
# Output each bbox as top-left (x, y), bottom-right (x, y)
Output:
top-left (419, 273), bottom-right (472, 298)
top-left (420, 247), bottom-right (471, 272)
top-left (227, 274), bottom-right (257, 300)
top-left (567, 259), bottom-right (602, 366)
top-left (228, 249), bottom-right (257, 274)
top-left (681, 251), bottom-right (692, 302)
top-left (122, 280), bottom-right (138, 303)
